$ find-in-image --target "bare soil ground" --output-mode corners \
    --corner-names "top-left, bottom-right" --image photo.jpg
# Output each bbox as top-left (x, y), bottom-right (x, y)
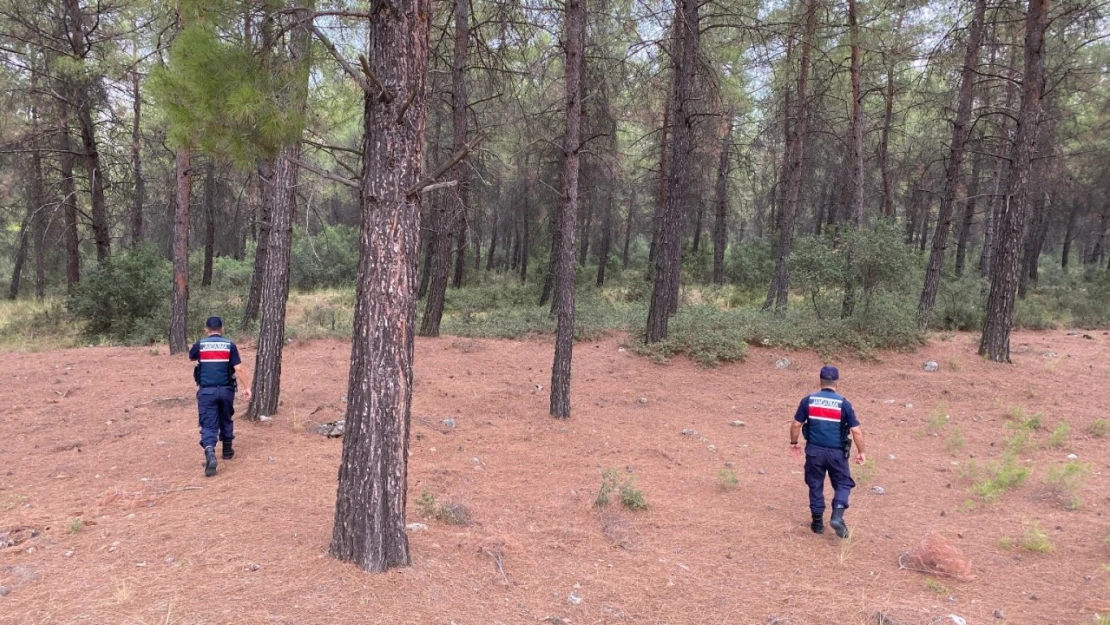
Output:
top-left (2, 330), bottom-right (1109, 625)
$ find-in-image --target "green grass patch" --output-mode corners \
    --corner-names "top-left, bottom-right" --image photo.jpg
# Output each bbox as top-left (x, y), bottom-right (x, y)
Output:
top-left (1087, 419), bottom-right (1109, 439)
top-left (1044, 460), bottom-right (1089, 510)
top-left (946, 427), bottom-right (965, 454)
top-left (1020, 523), bottom-right (1052, 553)
top-left (927, 402), bottom-right (950, 431)
top-left (1046, 422), bottom-right (1070, 448)
top-left (717, 468), bottom-right (739, 490)
top-left (414, 490), bottom-right (470, 525)
top-left (595, 467), bottom-right (649, 511)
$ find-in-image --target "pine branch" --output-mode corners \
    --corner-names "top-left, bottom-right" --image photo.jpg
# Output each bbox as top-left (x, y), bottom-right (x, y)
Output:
top-left (289, 157), bottom-right (360, 190)
top-left (419, 180), bottom-right (458, 194)
top-left (406, 133), bottom-right (486, 197)
top-left (306, 23), bottom-right (376, 97)
top-left (358, 54), bottom-right (392, 103)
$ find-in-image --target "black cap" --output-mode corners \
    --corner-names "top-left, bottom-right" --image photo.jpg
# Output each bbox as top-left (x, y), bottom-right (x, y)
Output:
top-left (205, 316), bottom-right (223, 330)
top-left (820, 365), bottom-right (839, 381)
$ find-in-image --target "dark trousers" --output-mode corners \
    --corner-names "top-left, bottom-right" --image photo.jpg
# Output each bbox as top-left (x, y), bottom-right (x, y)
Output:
top-left (197, 386), bottom-right (235, 448)
top-left (804, 445), bottom-right (855, 514)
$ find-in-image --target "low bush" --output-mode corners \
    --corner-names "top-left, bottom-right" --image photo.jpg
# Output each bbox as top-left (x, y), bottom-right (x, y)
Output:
top-left (68, 246), bottom-right (171, 341)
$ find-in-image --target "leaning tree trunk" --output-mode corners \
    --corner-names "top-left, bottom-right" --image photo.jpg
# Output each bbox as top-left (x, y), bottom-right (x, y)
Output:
top-left (645, 0), bottom-right (699, 343)
top-left (246, 1), bottom-right (312, 420)
top-left (201, 160), bottom-right (217, 287)
top-left (330, 0), bottom-right (430, 573)
top-left (550, 0), bottom-right (584, 419)
top-left (979, 0), bottom-right (1048, 363)
top-left (763, 0), bottom-right (817, 314)
top-left (712, 116), bottom-right (732, 285)
top-left (917, 0), bottom-right (985, 328)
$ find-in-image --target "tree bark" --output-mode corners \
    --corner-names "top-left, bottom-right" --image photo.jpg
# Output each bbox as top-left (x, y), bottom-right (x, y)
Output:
top-left (245, 2), bottom-right (313, 420)
top-left (917, 0), bottom-right (985, 328)
top-left (645, 0), bottom-right (700, 342)
top-left (979, 0), bottom-right (1048, 363)
top-left (330, 0), bottom-right (430, 573)
top-left (621, 199), bottom-right (634, 269)
top-left (762, 0), bottom-right (817, 314)
top-left (420, 192), bottom-right (453, 336)
top-left (169, 146), bottom-right (191, 355)
top-left (712, 116), bottom-right (732, 285)
top-left (1060, 200), bottom-right (1079, 271)
top-left (648, 97), bottom-right (671, 271)
top-left (551, 0), bottom-right (584, 419)
top-left (201, 160), bottom-right (217, 287)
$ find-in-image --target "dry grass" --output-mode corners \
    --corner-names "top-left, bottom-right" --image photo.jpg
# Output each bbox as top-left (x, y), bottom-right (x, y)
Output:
top-left (898, 533), bottom-right (974, 581)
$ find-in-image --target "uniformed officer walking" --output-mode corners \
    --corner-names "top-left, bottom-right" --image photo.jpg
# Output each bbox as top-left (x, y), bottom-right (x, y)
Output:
top-left (789, 366), bottom-right (866, 538)
top-left (188, 316), bottom-right (251, 477)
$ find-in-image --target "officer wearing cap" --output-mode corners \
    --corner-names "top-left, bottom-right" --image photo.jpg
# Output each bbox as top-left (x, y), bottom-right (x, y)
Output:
top-left (789, 366), bottom-right (867, 537)
top-left (188, 316), bottom-right (251, 477)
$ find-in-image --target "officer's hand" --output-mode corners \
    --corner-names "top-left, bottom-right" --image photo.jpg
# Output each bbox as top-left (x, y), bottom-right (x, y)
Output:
top-left (243, 388), bottom-right (252, 400)
top-left (855, 452), bottom-right (866, 465)
top-left (790, 444), bottom-right (801, 460)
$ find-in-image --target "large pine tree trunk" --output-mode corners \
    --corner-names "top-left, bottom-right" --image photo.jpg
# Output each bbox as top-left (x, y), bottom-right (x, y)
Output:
top-left (712, 117), bottom-right (732, 285)
top-left (245, 2), bottom-right (313, 420)
top-left (762, 0), bottom-right (817, 314)
top-left (979, 0), bottom-right (1048, 363)
top-left (169, 146), bottom-right (191, 355)
top-left (645, 0), bottom-right (699, 342)
top-left (551, 0), bottom-right (584, 419)
top-left (330, 0), bottom-right (430, 573)
top-left (201, 160), bottom-right (217, 287)
top-left (130, 65), bottom-right (145, 247)
top-left (918, 0), bottom-right (985, 328)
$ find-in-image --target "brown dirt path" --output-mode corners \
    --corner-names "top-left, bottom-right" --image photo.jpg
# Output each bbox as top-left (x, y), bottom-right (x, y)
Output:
top-left (1, 330), bottom-right (1108, 624)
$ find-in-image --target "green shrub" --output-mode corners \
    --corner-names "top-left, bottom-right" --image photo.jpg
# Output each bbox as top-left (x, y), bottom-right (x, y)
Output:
top-left (935, 273), bottom-right (985, 330)
top-left (717, 468), bottom-right (739, 490)
top-left (637, 304), bottom-right (748, 367)
top-left (1013, 297), bottom-right (1058, 331)
top-left (1044, 460), bottom-right (1088, 510)
top-left (290, 225), bottom-right (360, 290)
top-left (595, 467), bottom-right (648, 511)
top-left (619, 479), bottom-right (649, 511)
top-left (1020, 523), bottom-right (1052, 553)
top-left (1046, 422), bottom-right (1070, 448)
top-left (67, 246), bottom-right (171, 341)
top-left (1087, 418), bottom-right (1109, 438)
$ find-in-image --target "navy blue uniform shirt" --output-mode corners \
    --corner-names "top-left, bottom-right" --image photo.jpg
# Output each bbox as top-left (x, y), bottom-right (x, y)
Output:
top-left (793, 388), bottom-right (860, 449)
top-left (188, 334), bottom-right (242, 387)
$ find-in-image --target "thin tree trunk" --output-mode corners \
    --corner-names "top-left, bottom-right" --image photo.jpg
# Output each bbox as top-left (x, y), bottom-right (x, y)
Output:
top-left (648, 98), bottom-right (671, 271)
top-left (917, 0), bottom-right (985, 328)
top-left (245, 1), bottom-right (313, 420)
top-left (519, 191), bottom-right (530, 282)
top-left (58, 101), bottom-right (80, 289)
top-left (485, 204), bottom-right (498, 271)
top-left (840, 0), bottom-right (866, 318)
top-left (712, 116), bottom-right (732, 285)
top-left (539, 201), bottom-right (559, 308)
top-left (879, 56), bottom-right (896, 217)
top-left (420, 192), bottom-right (454, 336)
top-left (1061, 200), bottom-right (1079, 271)
top-left (418, 233), bottom-right (433, 298)
top-left (762, 0), bottom-right (817, 314)
top-left (131, 64), bottom-right (145, 247)
top-left (8, 209), bottom-right (32, 300)
top-left (954, 146), bottom-right (983, 277)
top-left (201, 160), bottom-right (217, 287)
top-left (169, 146), bottom-right (191, 355)
top-left (551, 0), bottom-right (584, 418)
top-left (450, 0), bottom-right (470, 290)
top-left (243, 160), bottom-right (273, 326)
top-left (621, 200), bottom-right (633, 269)
top-left (28, 78), bottom-right (47, 300)
top-left (596, 185), bottom-right (613, 287)
top-left (330, 0), bottom-right (430, 573)
top-left (979, 0), bottom-right (1048, 363)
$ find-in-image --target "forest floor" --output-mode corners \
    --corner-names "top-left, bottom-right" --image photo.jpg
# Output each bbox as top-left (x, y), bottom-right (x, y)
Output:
top-left (1, 330), bottom-right (1109, 625)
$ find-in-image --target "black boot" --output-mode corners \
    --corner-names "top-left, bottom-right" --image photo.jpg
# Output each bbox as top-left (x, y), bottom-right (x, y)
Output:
top-left (829, 505), bottom-right (849, 538)
top-left (204, 446), bottom-right (218, 477)
top-left (222, 441), bottom-right (234, 460)
top-left (810, 512), bottom-right (824, 534)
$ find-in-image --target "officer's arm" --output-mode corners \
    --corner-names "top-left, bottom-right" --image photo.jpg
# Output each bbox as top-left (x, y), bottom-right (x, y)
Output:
top-left (790, 421), bottom-right (803, 445)
top-left (234, 363), bottom-right (252, 391)
top-left (849, 426), bottom-right (866, 462)
top-left (188, 342), bottom-right (199, 361)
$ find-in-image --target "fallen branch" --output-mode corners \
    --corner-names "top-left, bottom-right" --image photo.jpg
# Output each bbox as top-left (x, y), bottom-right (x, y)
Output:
top-left (307, 23), bottom-right (375, 97)
top-left (289, 157), bottom-right (360, 190)
top-left (406, 133), bottom-right (486, 197)
top-left (485, 548), bottom-right (509, 586)
top-left (419, 180), bottom-right (458, 194)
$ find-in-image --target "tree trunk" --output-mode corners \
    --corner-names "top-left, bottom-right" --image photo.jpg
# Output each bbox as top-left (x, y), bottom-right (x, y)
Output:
top-left (330, 0), bottom-right (430, 573)
top-left (979, 0), bottom-right (1048, 363)
top-left (1019, 188), bottom-right (1050, 297)
top-left (131, 65), bottom-right (145, 247)
top-left (840, 0), bottom-right (866, 318)
top-left (539, 205), bottom-right (559, 308)
top-left (878, 55), bottom-right (896, 217)
top-left (621, 199), bottom-right (634, 269)
top-left (648, 98), bottom-right (671, 271)
top-left (485, 206), bottom-right (498, 271)
top-left (8, 209), bottom-right (32, 300)
top-left (245, 1), bottom-right (312, 420)
top-left (917, 0), bottom-right (985, 328)
top-left (201, 160), bottom-right (217, 287)
top-left (762, 0), bottom-right (817, 314)
top-left (418, 233), bottom-right (433, 298)
top-left (58, 101), bottom-right (80, 289)
top-left (28, 80), bottom-right (47, 300)
top-left (596, 185), bottom-right (613, 287)
top-left (645, 0), bottom-right (700, 342)
top-left (954, 146), bottom-right (983, 277)
top-left (243, 160), bottom-right (274, 326)
top-left (169, 146), bottom-right (191, 355)
top-left (712, 116), bottom-right (732, 285)
top-left (551, 0), bottom-right (584, 418)
top-left (420, 192), bottom-right (454, 336)
top-left (519, 192), bottom-right (530, 282)
top-left (450, 0), bottom-right (470, 290)
top-left (1061, 201), bottom-right (1079, 271)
